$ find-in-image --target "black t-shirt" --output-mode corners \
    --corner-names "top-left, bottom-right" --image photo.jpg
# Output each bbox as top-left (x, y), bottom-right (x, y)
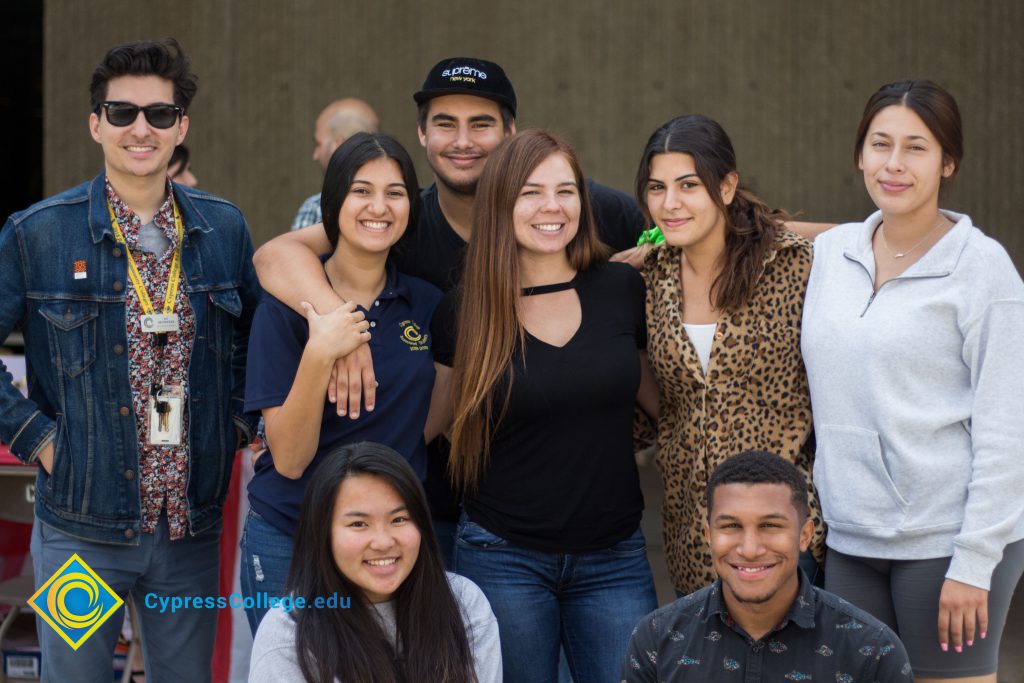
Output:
top-left (586, 178), bottom-right (647, 252)
top-left (394, 182), bottom-right (645, 523)
top-left (431, 262), bottom-right (647, 552)
top-left (391, 186), bottom-right (467, 293)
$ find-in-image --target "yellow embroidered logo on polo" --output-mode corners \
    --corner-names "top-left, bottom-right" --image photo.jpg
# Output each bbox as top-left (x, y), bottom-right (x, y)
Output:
top-left (399, 320), bottom-right (429, 351)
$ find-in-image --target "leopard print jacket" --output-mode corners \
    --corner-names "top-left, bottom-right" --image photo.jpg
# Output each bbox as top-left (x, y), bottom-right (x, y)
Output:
top-left (644, 229), bottom-right (825, 594)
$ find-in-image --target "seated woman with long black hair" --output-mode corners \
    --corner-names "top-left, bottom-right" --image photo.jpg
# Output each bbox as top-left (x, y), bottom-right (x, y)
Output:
top-left (249, 441), bottom-right (501, 683)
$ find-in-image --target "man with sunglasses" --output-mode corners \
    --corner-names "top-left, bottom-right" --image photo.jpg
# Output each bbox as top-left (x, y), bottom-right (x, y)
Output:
top-left (0, 39), bottom-right (260, 682)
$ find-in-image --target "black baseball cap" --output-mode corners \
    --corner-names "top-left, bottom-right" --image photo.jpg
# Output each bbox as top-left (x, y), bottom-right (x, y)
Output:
top-left (413, 57), bottom-right (517, 117)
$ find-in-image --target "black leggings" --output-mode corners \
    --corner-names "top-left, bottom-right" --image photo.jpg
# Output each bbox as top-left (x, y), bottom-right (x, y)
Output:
top-left (825, 539), bottom-right (1024, 678)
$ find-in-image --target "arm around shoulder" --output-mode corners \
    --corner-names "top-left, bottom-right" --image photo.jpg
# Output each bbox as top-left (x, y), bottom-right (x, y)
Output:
top-left (252, 223), bottom-right (339, 314)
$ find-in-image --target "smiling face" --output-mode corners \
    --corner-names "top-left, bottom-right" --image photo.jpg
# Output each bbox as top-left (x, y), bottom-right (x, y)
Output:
top-left (644, 152), bottom-right (736, 256)
top-left (512, 152), bottom-right (581, 259)
top-left (331, 474), bottom-right (422, 604)
top-left (858, 104), bottom-right (955, 223)
top-left (706, 482), bottom-right (812, 611)
top-left (336, 156), bottom-right (410, 256)
top-left (89, 75), bottom-right (188, 188)
top-left (417, 94), bottom-right (512, 195)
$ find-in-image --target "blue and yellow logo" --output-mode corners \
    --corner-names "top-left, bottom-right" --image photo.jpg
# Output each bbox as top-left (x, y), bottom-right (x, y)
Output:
top-left (29, 554), bottom-right (123, 650)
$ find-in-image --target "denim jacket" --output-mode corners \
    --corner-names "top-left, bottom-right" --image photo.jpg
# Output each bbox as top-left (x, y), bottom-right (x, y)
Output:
top-left (0, 173), bottom-right (261, 544)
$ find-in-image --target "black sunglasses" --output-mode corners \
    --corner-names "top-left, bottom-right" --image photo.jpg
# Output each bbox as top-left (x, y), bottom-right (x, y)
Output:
top-left (99, 101), bottom-right (184, 129)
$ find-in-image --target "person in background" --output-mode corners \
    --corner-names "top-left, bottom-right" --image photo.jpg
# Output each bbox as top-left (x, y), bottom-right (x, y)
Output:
top-left (622, 451), bottom-right (911, 682)
top-left (0, 39), bottom-right (261, 682)
top-left (249, 441), bottom-right (501, 683)
top-left (168, 143), bottom-right (197, 186)
top-left (241, 132), bottom-right (442, 633)
top-left (802, 79), bottom-right (1024, 682)
top-left (292, 98), bottom-right (380, 229)
top-left (634, 114), bottom-right (825, 597)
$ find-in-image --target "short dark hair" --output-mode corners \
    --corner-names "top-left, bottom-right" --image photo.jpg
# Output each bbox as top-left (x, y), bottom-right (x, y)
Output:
top-left (90, 39), bottom-right (198, 112)
top-left (321, 132), bottom-right (421, 251)
top-left (416, 100), bottom-right (515, 133)
top-left (854, 79), bottom-right (963, 180)
top-left (288, 442), bottom-right (477, 683)
top-left (707, 451), bottom-right (809, 520)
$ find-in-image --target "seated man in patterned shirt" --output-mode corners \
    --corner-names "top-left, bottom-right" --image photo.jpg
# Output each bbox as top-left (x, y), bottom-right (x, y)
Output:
top-left (622, 451), bottom-right (912, 682)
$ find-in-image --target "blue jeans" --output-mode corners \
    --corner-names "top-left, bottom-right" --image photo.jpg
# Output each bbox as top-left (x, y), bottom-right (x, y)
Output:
top-left (30, 515), bottom-right (220, 683)
top-left (239, 509), bottom-right (293, 634)
top-left (454, 518), bottom-right (658, 683)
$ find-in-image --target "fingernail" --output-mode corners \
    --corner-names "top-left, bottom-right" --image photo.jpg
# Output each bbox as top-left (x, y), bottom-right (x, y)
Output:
top-left (981, 631), bottom-right (987, 639)
top-left (955, 645), bottom-right (962, 653)
top-left (967, 640), bottom-right (973, 647)
top-left (366, 405), bottom-right (374, 411)
top-left (338, 409), bottom-right (345, 416)
top-left (940, 643), bottom-right (948, 652)
top-left (350, 412), bottom-right (359, 419)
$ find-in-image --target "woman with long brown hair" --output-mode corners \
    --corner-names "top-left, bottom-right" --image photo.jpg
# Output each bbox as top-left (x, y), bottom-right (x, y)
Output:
top-left (634, 114), bottom-right (825, 597)
top-left (429, 129), bottom-right (658, 682)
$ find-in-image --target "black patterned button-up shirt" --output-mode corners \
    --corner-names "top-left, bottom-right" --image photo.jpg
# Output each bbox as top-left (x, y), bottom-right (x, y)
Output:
top-left (621, 572), bottom-right (912, 682)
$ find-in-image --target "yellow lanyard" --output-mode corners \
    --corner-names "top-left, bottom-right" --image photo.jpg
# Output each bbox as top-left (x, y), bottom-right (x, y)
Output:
top-left (106, 199), bottom-right (184, 316)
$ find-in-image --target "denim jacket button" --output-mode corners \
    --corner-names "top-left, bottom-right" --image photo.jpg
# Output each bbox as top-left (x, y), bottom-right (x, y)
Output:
top-left (124, 469), bottom-right (134, 480)
top-left (113, 344), bottom-right (124, 355)
top-left (124, 528), bottom-right (135, 539)
top-left (119, 406), bottom-right (130, 416)
top-left (112, 247), bottom-right (122, 257)
top-left (113, 281), bottom-right (124, 292)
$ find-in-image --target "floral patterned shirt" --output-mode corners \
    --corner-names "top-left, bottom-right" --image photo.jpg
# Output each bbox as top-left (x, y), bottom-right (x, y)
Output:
top-left (621, 574), bottom-right (912, 682)
top-left (106, 179), bottom-right (195, 539)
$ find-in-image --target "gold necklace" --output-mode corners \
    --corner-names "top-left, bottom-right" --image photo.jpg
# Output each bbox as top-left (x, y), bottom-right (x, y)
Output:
top-left (878, 214), bottom-right (947, 259)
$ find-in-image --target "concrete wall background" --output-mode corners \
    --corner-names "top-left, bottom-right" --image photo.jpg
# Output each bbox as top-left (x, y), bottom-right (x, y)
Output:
top-left (45, 1), bottom-right (1023, 261)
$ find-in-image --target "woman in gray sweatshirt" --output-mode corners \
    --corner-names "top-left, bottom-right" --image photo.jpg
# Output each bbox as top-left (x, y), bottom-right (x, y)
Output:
top-left (248, 442), bottom-right (501, 682)
top-left (802, 80), bottom-right (1024, 681)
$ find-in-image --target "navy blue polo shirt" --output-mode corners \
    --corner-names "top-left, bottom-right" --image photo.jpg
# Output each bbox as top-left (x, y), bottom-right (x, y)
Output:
top-left (244, 262), bottom-right (442, 536)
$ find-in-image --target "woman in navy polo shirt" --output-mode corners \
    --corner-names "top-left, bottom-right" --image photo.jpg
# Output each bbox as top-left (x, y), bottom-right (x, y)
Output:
top-left (240, 133), bottom-right (442, 633)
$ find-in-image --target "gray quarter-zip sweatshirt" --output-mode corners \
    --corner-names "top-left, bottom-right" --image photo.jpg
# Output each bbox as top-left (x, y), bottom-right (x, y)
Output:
top-left (802, 210), bottom-right (1024, 589)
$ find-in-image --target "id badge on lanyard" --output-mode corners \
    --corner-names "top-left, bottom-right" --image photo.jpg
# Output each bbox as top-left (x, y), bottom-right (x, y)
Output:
top-left (108, 199), bottom-right (186, 445)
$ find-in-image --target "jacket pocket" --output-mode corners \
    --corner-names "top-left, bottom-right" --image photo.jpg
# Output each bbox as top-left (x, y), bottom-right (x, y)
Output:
top-left (814, 424), bottom-right (909, 529)
top-left (206, 288), bottom-right (241, 359)
top-left (38, 301), bottom-right (98, 379)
